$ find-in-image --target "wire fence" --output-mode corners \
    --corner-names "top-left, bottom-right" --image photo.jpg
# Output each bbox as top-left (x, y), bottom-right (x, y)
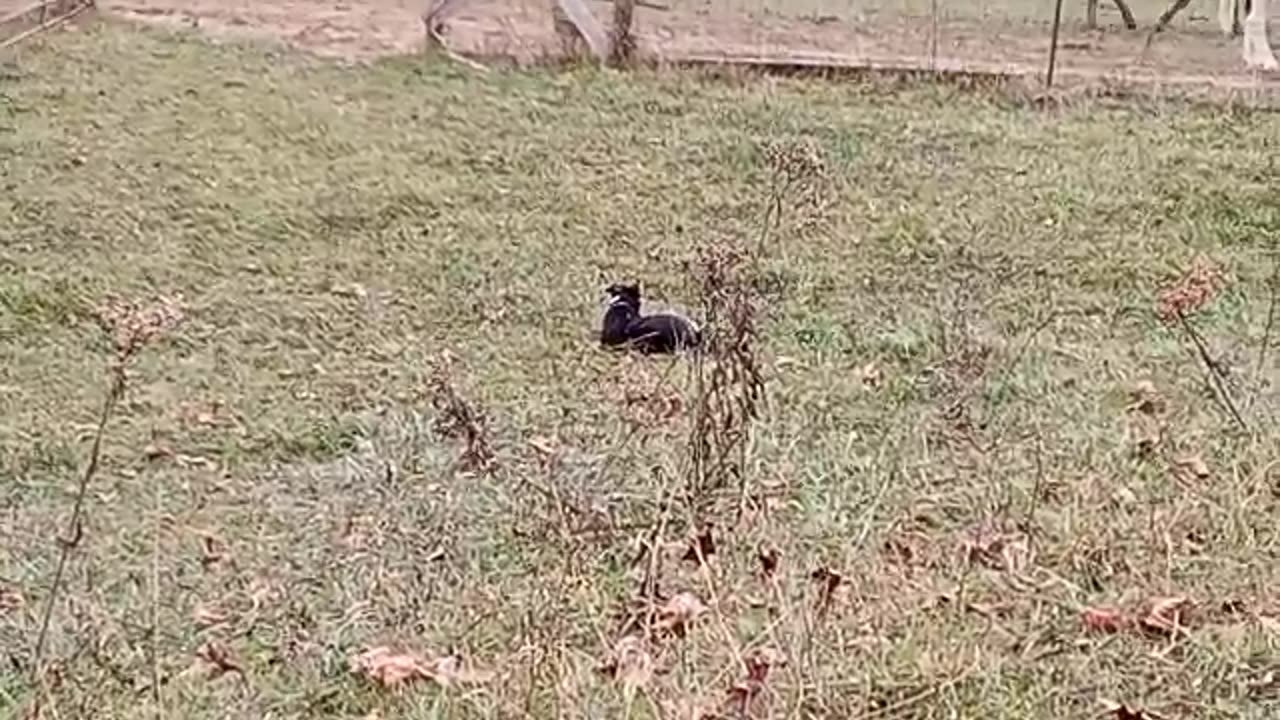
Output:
top-left (0, 0), bottom-right (93, 50)
top-left (432, 0), bottom-right (1279, 94)
top-left (3, 0), bottom-right (1275, 95)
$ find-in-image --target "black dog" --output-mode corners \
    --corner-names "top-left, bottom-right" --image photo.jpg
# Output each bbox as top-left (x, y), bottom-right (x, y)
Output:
top-left (600, 282), bottom-right (701, 355)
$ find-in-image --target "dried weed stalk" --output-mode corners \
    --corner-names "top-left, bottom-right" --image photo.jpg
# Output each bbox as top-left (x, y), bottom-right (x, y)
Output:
top-left (28, 295), bottom-right (185, 711)
top-left (758, 137), bottom-right (832, 255)
top-left (686, 243), bottom-right (765, 516)
top-left (1155, 256), bottom-right (1247, 431)
top-left (684, 138), bottom-right (826, 516)
top-left (427, 352), bottom-right (494, 473)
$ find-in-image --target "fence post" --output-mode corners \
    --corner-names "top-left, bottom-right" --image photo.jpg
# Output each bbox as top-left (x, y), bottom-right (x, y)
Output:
top-left (1046, 0), bottom-right (1066, 88)
top-left (609, 0), bottom-right (636, 66)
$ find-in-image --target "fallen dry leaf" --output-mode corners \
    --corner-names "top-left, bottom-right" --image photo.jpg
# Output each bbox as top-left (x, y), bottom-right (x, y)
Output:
top-left (962, 528), bottom-right (1030, 572)
top-left (195, 640), bottom-right (244, 680)
top-left (604, 635), bottom-right (653, 694)
top-left (810, 567), bottom-right (843, 615)
top-left (1100, 698), bottom-right (1148, 719)
top-left (682, 524), bottom-right (717, 564)
top-left (428, 654), bottom-right (495, 687)
top-left (199, 534), bottom-right (228, 569)
top-left (331, 282), bottom-right (369, 300)
top-left (143, 442), bottom-right (174, 461)
top-left (351, 647), bottom-right (431, 689)
top-left (725, 647), bottom-right (785, 717)
top-left (744, 646), bottom-right (785, 683)
top-left (1127, 380), bottom-right (1165, 415)
top-left (966, 600), bottom-right (1014, 619)
top-left (192, 603), bottom-right (231, 628)
top-left (1174, 454), bottom-right (1211, 480)
top-left (1140, 596), bottom-right (1191, 636)
top-left (859, 361), bottom-right (883, 389)
top-left (757, 544), bottom-right (780, 578)
top-left (654, 592), bottom-right (708, 637)
top-left (1082, 606), bottom-right (1126, 633)
top-left (350, 647), bottom-right (493, 690)
top-left (0, 587), bottom-right (23, 615)
top-left (527, 435), bottom-right (559, 463)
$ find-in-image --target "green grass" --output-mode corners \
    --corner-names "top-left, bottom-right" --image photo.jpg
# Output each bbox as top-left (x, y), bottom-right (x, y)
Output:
top-left (3, 18), bottom-right (1280, 719)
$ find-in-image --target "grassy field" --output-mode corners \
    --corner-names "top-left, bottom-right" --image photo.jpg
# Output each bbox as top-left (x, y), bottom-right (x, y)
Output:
top-left (3, 18), bottom-right (1280, 720)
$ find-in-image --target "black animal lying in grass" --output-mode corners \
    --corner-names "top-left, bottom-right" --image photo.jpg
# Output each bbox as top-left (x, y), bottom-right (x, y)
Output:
top-left (600, 282), bottom-right (702, 355)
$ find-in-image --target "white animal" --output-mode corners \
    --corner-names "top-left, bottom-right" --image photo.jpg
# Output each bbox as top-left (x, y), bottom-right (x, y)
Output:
top-left (1220, 0), bottom-right (1278, 70)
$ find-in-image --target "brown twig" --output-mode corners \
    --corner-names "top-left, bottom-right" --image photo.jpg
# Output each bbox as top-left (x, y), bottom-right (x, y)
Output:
top-left (28, 366), bottom-right (125, 707)
top-left (1177, 310), bottom-right (1248, 432)
top-left (28, 296), bottom-right (184, 714)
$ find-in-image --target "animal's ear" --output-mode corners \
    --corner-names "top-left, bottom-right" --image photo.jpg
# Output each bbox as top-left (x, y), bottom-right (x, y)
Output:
top-left (626, 282), bottom-right (640, 296)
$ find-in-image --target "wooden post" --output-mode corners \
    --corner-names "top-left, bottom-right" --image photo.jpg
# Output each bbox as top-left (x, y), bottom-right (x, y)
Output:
top-left (1046, 0), bottom-right (1066, 88)
top-left (609, 0), bottom-right (636, 66)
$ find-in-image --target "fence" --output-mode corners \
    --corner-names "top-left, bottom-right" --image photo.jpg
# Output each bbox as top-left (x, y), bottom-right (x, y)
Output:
top-left (3, 0), bottom-right (1275, 94)
top-left (428, 0), bottom-right (1279, 93)
top-left (0, 0), bottom-right (93, 50)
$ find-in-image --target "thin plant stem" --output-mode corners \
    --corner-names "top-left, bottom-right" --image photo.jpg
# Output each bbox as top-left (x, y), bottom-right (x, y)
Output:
top-left (1177, 311), bottom-right (1248, 432)
top-left (29, 366), bottom-right (126, 702)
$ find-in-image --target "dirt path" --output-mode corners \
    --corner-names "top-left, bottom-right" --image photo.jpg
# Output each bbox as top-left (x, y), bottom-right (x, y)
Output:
top-left (64, 0), bottom-right (1276, 93)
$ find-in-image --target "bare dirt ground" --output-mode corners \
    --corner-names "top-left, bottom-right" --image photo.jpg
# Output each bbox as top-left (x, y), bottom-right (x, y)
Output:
top-left (83, 0), bottom-right (1280, 92)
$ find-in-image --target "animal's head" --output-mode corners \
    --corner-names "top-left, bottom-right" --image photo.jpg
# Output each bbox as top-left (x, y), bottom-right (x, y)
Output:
top-left (604, 282), bottom-right (641, 308)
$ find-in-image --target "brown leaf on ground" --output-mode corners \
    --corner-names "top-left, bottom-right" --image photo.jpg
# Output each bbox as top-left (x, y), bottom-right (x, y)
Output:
top-left (682, 523), bottom-right (716, 564)
top-left (1140, 596), bottom-right (1192, 636)
top-left (199, 533), bottom-right (228, 569)
top-left (351, 647), bottom-right (494, 690)
top-left (654, 592), bottom-right (708, 637)
top-left (1127, 380), bottom-right (1165, 415)
top-left (859, 361), bottom-right (883, 389)
top-left (428, 655), bottom-right (495, 686)
top-left (192, 603), bottom-right (231, 628)
top-left (143, 442), bottom-right (174, 461)
top-left (195, 640), bottom-right (244, 680)
top-left (351, 647), bottom-right (433, 689)
top-left (527, 435), bottom-right (559, 466)
top-left (1100, 698), bottom-right (1148, 719)
top-left (1174, 454), bottom-right (1211, 480)
top-left (757, 544), bottom-right (780, 578)
top-left (600, 635), bottom-right (653, 693)
top-left (1082, 606), bottom-right (1127, 633)
top-left (744, 646), bottom-right (785, 683)
top-left (963, 528), bottom-right (1030, 572)
top-left (810, 567), bottom-right (843, 615)
top-left (0, 587), bottom-right (23, 615)
top-left (724, 647), bottom-right (784, 717)
top-left (1128, 413), bottom-right (1161, 457)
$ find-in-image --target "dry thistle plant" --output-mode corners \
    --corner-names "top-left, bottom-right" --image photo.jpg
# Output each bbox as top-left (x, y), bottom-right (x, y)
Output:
top-left (680, 137), bottom-right (830, 519)
top-left (28, 294), bottom-right (185, 715)
top-left (759, 136), bottom-right (832, 249)
top-left (1156, 255), bottom-right (1227, 325)
top-left (686, 242), bottom-right (766, 518)
top-left (1154, 256), bottom-right (1246, 431)
top-left (427, 351), bottom-right (494, 473)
